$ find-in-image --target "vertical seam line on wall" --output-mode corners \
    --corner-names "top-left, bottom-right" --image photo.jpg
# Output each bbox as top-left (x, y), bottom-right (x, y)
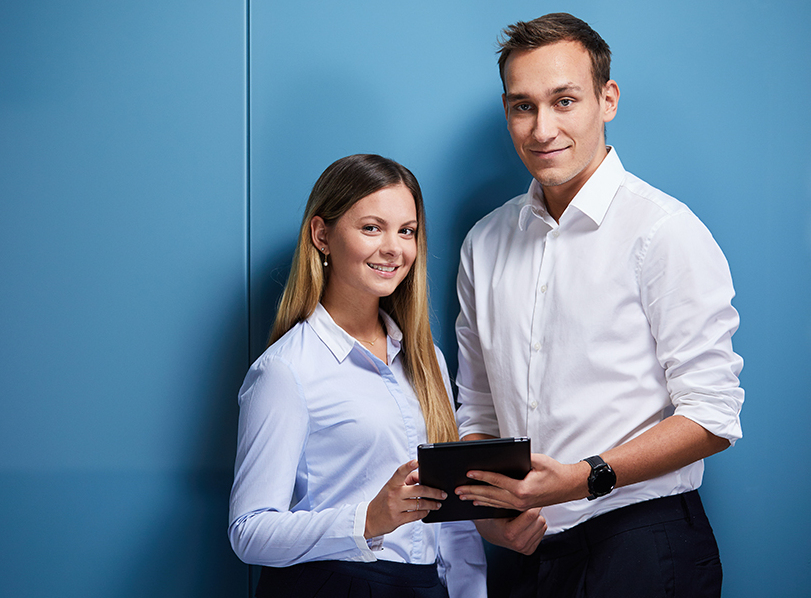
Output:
top-left (245, 0), bottom-right (252, 366)
top-left (245, 1), bottom-right (254, 595)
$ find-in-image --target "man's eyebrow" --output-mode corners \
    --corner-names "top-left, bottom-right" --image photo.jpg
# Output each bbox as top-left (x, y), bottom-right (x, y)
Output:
top-left (505, 84), bottom-right (584, 102)
top-left (505, 92), bottom-right (531, 102)
top-left (550, 84), bottom-right (583, 95)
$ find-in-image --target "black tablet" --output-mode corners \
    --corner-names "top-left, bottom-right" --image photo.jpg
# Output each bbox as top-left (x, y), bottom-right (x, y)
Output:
top-left (418, 437), bottom-right (531, 523)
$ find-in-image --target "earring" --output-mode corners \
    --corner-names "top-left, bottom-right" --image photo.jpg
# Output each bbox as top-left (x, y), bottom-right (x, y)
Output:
top-left (320, 247), bottom-right (328, 267)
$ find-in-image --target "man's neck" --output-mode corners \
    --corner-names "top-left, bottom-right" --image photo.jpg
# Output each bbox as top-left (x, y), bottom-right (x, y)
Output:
top-left (540, 146), bottom-right (611, 223)
top-left (541, 189), bottom-right (575, 223)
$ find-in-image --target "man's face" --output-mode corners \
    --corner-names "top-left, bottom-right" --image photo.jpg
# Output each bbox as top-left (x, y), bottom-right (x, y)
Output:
top-left (502, 41), bottom-right (618, 203)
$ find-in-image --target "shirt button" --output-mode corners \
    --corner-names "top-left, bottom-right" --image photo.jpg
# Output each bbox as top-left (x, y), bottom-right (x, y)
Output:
top-left (534, 342), bottom-right (541, 351)
top-left (551, 230), bottom-right (560, 238)
top-left (540, 284), bottom-right (547, 293)
top-left (530, 401), bottom-right (538, 409)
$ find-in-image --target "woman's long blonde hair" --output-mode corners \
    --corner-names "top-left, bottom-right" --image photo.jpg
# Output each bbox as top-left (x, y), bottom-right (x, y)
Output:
top-left (269, 154), bottom-right (458, 443)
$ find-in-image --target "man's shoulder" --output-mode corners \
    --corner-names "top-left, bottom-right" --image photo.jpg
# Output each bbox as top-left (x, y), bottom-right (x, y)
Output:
top-left (618, 171), bottom-right (691, 219)
top-left (465, 191), bottom-right (528, 242)
top-left (609, 172), bottom-right (719, 251)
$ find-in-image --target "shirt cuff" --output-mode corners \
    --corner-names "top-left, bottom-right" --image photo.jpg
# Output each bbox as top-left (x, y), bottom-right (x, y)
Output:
top-left (352, 502), bottom-right (379, 561)
top-left (366, 536), bottom-right (384, 551)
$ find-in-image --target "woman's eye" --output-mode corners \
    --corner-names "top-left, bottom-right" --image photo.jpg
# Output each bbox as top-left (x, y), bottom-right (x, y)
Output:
top-left (362, 225), bottom-right (379, 233)
top-left (400, 228), bottom-right (415, 236)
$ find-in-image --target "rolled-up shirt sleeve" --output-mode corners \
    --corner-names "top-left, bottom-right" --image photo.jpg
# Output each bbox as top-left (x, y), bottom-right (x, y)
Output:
top-left (640, 210), bottom-right (744, 444)
top-left (228, 354), bottom-right (374, 566)
top-left (455, 233), bottom-right (501, 439)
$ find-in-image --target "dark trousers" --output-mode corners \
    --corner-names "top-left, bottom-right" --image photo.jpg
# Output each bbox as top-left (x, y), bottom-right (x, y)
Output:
top-left (256, 559), bottom-right (449, 598)
top-left (509, 491), bottom-right (722, 598)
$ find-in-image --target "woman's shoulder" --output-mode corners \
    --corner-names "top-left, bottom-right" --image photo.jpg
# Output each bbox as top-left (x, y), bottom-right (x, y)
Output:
top-left (251, 320), bottom-right (312, 373)
top-left (237, 321), bottom-right (315, 404)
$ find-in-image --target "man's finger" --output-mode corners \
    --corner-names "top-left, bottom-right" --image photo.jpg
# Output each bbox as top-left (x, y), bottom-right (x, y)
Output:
top-left (465, 470), bottom-right (516, 489)
top-left (456, 484), bottom-right (523, 509)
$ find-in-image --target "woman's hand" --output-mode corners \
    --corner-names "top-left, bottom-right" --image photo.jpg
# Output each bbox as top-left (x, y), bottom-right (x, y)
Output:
top-left (364, 460), bottom-right (447, 539)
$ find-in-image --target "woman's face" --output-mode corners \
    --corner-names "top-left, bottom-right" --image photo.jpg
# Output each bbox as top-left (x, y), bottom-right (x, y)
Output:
top-left (315, 183), bottom-right (418, 306)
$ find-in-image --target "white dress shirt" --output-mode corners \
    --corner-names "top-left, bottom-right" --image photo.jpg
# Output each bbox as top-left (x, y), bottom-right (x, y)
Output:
top-left (455, 148), bottom-right (744, 535)
top-left (229, 303), bottom-right (486, 597)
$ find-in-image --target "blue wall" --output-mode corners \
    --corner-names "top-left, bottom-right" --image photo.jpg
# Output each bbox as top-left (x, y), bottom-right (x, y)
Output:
top-left (2, 1), bottom-right (809, 596)
top-left (1, 1), bottom-right (249, 595)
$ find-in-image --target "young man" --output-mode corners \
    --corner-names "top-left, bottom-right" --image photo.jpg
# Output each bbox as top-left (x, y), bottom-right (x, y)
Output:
top-left (453, 13), bottom-right (743, 597)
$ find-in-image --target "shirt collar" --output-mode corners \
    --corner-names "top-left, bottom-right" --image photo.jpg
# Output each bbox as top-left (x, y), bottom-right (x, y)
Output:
top-left (518, 179), bottom-right (550, 231)
top-left (307, 302), bottom-right (403, 363)
top-left (518, 147), bottom-right (626, 230)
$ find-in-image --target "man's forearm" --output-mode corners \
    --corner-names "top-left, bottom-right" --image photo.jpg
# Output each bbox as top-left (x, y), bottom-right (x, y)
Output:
top-left (600, 414), bottom-right (730, 489)
top-left (456, 415), bottom-right (731, 511)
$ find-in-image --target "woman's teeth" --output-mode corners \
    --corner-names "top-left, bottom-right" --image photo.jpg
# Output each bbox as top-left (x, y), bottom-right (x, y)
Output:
top-left (369, 264), bottom-right (395, 272)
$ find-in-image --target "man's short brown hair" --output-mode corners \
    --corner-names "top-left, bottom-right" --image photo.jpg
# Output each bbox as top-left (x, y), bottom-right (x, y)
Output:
top-left (497, 13), bottom-right (612, 97)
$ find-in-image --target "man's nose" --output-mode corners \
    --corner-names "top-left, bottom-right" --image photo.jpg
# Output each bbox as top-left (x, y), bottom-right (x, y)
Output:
top-left (532, 109), bottom-right (557, 143)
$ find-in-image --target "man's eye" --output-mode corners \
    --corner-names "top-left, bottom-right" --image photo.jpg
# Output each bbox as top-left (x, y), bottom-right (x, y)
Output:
top-left (515, 103), bottom-right (532, 112)
top-left (558, 98), bottom-right (574, 108)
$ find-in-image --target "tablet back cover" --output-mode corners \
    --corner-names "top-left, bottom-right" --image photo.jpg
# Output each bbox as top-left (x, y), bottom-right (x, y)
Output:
top-left (418, 437), bottom-right (530, 523)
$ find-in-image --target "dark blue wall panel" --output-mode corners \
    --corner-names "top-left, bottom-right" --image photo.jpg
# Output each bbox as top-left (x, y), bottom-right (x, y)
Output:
top-left (0, 1), bottom-right (248, 596)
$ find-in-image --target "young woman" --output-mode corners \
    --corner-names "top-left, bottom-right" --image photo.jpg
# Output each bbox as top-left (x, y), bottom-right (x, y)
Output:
top-left (228, 154), bottom-right (486, 598)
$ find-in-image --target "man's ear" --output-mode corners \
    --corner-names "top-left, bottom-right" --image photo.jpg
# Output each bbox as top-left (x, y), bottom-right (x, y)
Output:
top-left (602, 80), bottom-right (620, 124)
top-left (310, 216), bottom-right (328, 254)
top-left (502, 93), bottom-right (510, 121)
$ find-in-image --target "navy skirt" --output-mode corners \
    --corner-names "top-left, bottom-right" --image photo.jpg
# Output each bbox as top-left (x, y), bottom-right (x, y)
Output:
top-left (256, 559), bottom-right (449, 598)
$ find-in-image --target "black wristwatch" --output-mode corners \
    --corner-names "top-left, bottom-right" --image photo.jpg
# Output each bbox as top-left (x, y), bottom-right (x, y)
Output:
top-left (583, 455), bottom-right (616, 501)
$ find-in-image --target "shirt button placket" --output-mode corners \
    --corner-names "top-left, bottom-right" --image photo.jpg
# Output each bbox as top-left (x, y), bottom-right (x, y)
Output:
top-left (527, 226), bottom-right (556, 429)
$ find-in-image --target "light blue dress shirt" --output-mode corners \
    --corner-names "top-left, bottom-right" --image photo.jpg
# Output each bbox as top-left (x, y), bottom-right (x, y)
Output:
top-left (229, 303), bottom-right (486, 597)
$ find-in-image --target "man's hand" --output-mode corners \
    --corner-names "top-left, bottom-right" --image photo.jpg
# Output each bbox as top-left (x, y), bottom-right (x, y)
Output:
top-left (474, 509), bottom-right (547, 555)
top-left (365, 460), bottom-right (447, 539)
top-left (457, 417), bottom-right (731, 512)
top-left (456, 453), bottom-right (590, 511)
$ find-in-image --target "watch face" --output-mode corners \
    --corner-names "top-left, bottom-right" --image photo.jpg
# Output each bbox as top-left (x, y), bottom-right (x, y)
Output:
top-left (592, 464), bottom-right (616, 495)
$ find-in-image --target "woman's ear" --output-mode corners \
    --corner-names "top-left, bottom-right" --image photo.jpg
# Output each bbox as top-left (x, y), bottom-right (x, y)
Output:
top-left (310, 216), bottom-right (329, 255)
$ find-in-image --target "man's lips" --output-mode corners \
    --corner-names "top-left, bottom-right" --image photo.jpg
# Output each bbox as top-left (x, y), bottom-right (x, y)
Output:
top-left (530, 146), bottom-right (568, 158)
